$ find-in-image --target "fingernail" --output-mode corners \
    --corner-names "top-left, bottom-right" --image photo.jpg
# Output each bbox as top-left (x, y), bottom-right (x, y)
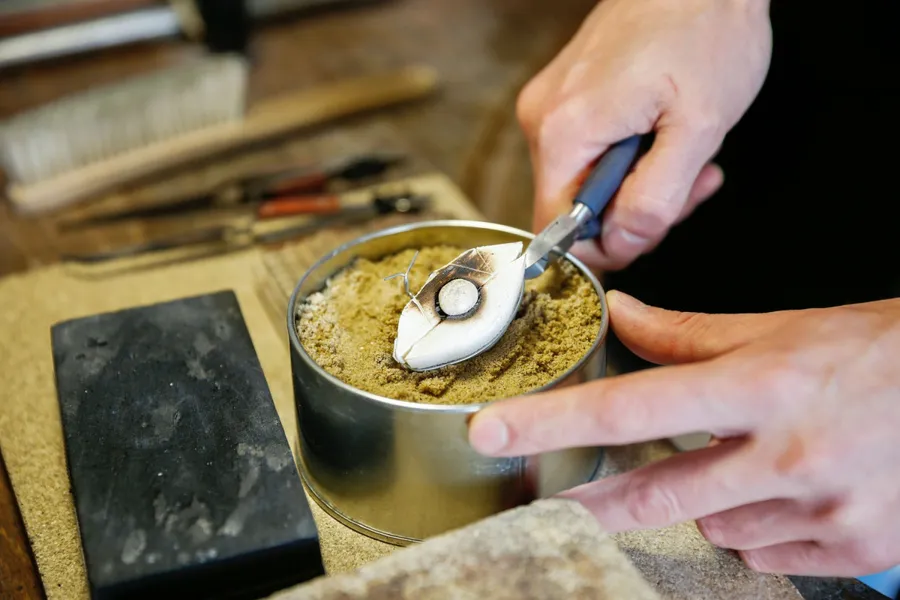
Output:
top-left (698, 519), bottom-right (723, 546)
top-left (604, 225), bottom-right (648, 247)
top-left (739, 550), bottom-right (763, 572)
top-left (468, 414), bottom-right (510, 455)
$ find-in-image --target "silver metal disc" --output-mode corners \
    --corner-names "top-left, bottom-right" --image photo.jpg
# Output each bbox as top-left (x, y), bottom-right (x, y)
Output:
top-left (437, 278), bottom-right (479, 317)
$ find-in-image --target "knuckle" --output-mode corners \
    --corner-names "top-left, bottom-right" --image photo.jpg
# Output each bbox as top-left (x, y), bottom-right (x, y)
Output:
top-left (698, 515), bottom-right (748, 549)
top-left (534, 97), bottom-right (584, 151)
top-left (684, 106), bottom-right (726, 146)
top-left (615, 196), bottom-right (679, 239)
top-left (751, 357), bottom-right (815, 410)
top-left (771, 431), bottom-right (834, 488)
top-left (693, 115), bottom-right (724, 145)
top-left (622, 476), bottom-right (684, 527)
top-left (665, 311), bottom-right (712, 362)
top-left (590, 382), bottom-right (648, 441)
top-left (817, 501), bottom-right (864, 538)
top-left (515, 80), bottom-right (545, 135)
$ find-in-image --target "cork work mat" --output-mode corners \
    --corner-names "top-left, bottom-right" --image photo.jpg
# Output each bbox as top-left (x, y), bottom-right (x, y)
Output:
top-left (0, 171), bottom-right (477, 598)
top-left (0, 171), bottom-right (801, 599)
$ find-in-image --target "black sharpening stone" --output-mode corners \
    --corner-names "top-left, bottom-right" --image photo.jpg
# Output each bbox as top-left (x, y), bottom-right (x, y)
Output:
top-left (51, 290), bottom-right (324, 600)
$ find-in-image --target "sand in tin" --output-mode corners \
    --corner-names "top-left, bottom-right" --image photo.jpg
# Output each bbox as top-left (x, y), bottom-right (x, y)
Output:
top-left (296, 245), bottom-right (602, 405)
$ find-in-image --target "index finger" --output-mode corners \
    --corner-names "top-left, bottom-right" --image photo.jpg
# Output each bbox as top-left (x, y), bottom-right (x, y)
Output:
top-left (468, 357), bottom-right (759, 457)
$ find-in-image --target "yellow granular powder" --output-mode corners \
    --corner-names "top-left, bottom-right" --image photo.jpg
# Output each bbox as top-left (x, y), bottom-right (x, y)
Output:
top-left (295, 245), bottom-right (602, 405)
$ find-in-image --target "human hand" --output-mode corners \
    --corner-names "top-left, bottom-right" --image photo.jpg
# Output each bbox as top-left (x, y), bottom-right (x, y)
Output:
top-left (518, 0), bottom-right (772, 270)
top-left (468, 291), bottom-right (900, 577)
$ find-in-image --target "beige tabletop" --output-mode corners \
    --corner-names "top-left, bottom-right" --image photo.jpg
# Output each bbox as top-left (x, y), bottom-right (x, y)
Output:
top-left (0, 171), bottom-right (476, 598)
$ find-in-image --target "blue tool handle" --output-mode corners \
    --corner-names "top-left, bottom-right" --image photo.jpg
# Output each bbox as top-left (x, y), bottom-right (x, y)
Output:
top-left (574, 134), bottom-right (644, 240)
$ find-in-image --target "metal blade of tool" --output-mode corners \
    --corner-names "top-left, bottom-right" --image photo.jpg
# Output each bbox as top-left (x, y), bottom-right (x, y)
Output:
top-left (522, 203), bottom-right (592, 280)
top-left (61, 226), bottom-right (233, 264)
top-left (523, 135), bottom-right (644, 279)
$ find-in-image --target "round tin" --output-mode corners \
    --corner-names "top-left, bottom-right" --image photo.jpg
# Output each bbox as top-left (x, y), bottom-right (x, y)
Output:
top-left (286, 220), bottom-right (609, 545)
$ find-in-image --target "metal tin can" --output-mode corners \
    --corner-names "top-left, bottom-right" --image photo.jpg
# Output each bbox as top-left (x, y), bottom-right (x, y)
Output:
top-left (286, 220), bottom-right (608, 545)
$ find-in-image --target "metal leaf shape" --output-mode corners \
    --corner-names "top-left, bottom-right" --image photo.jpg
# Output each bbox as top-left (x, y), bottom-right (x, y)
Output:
top-left (393, 242), bottom-right (525, 371)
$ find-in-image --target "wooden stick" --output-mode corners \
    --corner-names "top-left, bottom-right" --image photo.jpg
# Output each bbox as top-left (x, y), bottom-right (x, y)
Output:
top-left (8, 65), bottom-right (440, 216)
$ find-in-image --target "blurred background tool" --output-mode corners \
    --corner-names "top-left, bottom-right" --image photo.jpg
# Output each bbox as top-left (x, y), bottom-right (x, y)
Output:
top-left (60, 190), bottom-right (430, 264)
top-left (56, 153), bottom-right (405, 229)
top-left (0, 0), bottom-right (385, 69)
top-left (0, 0), bottom-right (161, 36)
top-left (0, 60), bottom-right (438, 217)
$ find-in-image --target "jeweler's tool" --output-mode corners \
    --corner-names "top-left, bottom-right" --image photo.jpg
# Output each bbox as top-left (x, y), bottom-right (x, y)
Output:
top-left (522, 134), bottom-right (644, 280)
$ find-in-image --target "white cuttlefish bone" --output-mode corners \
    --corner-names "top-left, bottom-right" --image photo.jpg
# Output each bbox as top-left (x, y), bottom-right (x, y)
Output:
top-left (391, 242), bottom-right (525, 371)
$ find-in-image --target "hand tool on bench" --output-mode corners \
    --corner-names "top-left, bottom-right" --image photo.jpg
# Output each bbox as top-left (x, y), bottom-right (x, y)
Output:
top-left (0, 60), bottom-right (437, 216)
top-left (61, 190), bottom-right (430, 264)
top-left (0, 0), bottom-right (387, 67)
top-left (56, 153), bottom-right (405, 230)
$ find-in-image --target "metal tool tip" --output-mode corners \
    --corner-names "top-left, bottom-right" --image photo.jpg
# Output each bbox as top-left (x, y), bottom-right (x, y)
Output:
top-left (523, 260), bottom-right (547, 280)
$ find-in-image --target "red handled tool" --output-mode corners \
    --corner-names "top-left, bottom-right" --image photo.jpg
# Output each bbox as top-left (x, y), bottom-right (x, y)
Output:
top-left (60, 191), bottom-right (431, 264)
top-left (57, 153), bottom-right (405, 230)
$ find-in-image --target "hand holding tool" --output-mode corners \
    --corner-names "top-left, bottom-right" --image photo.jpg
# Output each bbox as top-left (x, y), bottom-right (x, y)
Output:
top-left (523, 134), bottom-right (644, 279)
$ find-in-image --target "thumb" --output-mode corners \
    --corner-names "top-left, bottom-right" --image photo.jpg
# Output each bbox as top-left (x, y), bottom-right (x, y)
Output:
top-left (608, 290), bottom-right (800, 365)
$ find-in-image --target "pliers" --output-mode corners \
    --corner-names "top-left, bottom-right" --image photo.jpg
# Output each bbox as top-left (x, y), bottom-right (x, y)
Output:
top-left (523, 135), bottom-right (645, 278)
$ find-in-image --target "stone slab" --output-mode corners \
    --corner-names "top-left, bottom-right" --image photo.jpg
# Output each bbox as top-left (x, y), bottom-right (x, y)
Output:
top-left (269, 499), bottom-right (661, 600)
top-left (50, 290), bottom-right (323, 599)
